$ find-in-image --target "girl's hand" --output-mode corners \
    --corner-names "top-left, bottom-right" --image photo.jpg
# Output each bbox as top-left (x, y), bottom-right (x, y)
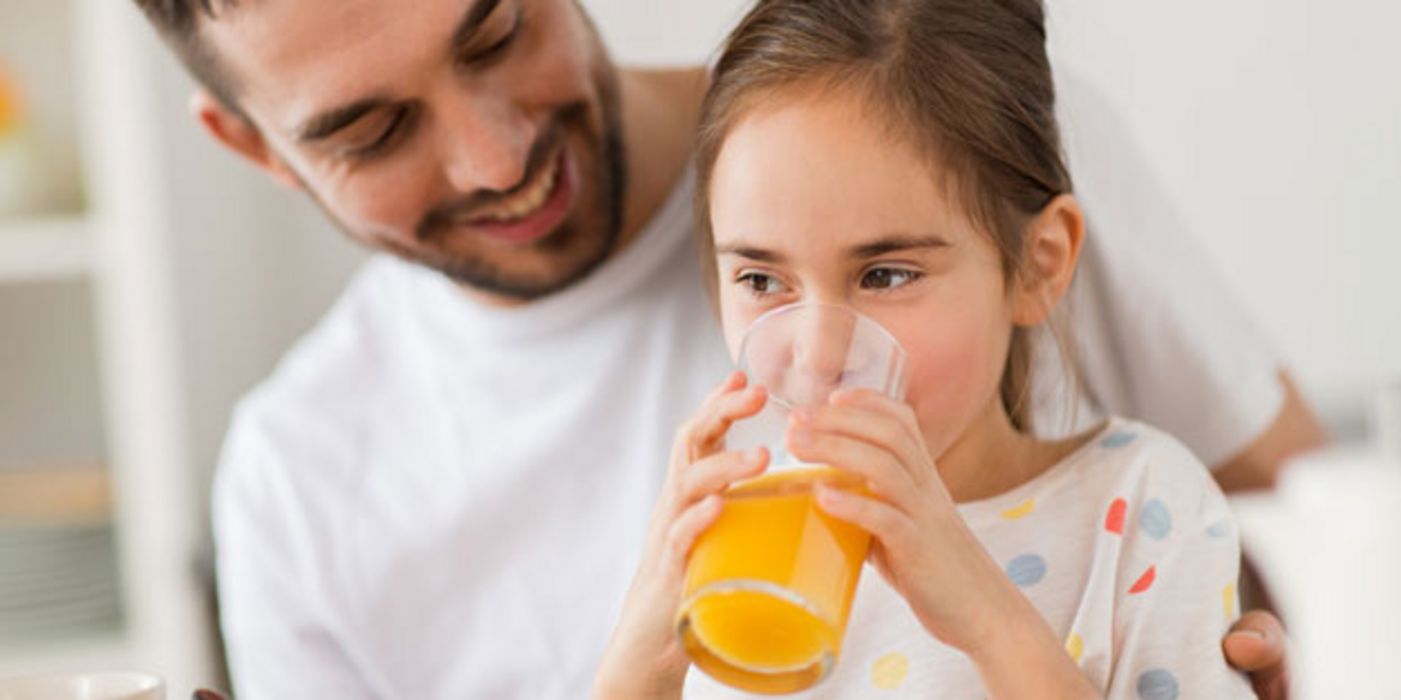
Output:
top-left (595, 372), bottom-right (770, 700)
top-left (792, 389), bottom-right (1097, 699)
top-left (787, 388), bottom-right (1013, 653)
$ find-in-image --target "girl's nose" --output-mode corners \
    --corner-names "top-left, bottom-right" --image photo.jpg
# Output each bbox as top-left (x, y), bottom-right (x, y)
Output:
top-left (790, 305), bottom-right (857, 405)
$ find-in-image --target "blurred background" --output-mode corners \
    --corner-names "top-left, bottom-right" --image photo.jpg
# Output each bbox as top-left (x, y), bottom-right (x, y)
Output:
top-left (0, 0), bottom-right (1396, 696)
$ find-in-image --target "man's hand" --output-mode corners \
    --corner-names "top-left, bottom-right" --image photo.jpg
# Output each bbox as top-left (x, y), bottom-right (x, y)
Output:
top-left (1223, 610), bottom-right (1289, 699)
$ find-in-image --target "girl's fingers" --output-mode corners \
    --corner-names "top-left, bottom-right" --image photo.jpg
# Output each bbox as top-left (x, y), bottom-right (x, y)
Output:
top-left (669, 373), bottom-right (746, 467)
top-left (679, 380), bottom-right (768, 463)
top-left (792, 394), bottom-right (931, 485)
top-left (814, 484), bottom-right (917, 555)
top-left (664, 495), bottom-right (724, 567)
top-left (695, 381), bottom-right (767, 455)
top-left (831, 388), bottom-right (926, 446)
top-left (676, 449), bottom-right (769, 505)
top-left (787, 428), bottom-right (917, 509)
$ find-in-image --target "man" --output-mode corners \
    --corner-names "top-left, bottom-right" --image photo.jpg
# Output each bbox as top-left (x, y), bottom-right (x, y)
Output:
top-left (133, 0), bottom-right (1317, 697)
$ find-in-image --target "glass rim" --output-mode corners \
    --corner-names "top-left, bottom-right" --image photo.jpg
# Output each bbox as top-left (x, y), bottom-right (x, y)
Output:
top-left (735, 302), bottom-right (908, 408)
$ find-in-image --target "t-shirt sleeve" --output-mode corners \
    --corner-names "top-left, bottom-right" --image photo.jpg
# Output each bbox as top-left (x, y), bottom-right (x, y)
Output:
top-left (1052, 68), bottom-right (1284, 469)
top-left (1104, 436), bottom-right (1256, 699)
top-left (214, 408), bottom-right (379, 700)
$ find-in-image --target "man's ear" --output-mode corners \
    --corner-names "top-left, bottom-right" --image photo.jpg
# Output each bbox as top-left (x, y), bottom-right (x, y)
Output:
top-left (1011, 194), bottom-right (1085, 326)
top-left (189, 90), bottom-right (302, 191)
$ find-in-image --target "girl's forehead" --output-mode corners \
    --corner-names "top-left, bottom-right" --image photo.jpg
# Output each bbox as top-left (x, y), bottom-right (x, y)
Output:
top-left (710, 96), bottom-right (973, 253)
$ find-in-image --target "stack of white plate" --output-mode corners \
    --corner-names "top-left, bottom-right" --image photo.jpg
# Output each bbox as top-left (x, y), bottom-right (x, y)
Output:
top-left (0, 522), bottom-right (122, 648)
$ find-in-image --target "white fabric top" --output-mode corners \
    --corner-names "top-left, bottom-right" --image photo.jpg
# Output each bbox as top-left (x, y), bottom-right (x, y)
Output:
top-left (213, 75), bottom-right (1283, 699)
top-left (682, 419), bottom-right (1256, 699)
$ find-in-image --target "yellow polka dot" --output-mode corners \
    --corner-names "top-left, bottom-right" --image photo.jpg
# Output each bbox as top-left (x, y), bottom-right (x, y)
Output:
top-left (1065, 632), bottom-right (1084, 663)
top-left (1223, 582), bottom-right (1237, 620)
top-left (1001, 497), bottom-right (1036, 520)
top-left (870, 651), bottom-right (909, 689)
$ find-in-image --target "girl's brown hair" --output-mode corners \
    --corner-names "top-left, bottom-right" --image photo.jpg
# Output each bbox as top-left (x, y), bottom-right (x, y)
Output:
top-left (695, 0), bottom-right (1073, 432)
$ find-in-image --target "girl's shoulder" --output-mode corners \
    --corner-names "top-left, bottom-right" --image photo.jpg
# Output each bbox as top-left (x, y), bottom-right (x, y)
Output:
top-left (959, 418), bottom-right (1228, 528)
top-left (1076, 417), bottom-right (1224, 500)
top-left (1048, 417), bottom-right (1238, 551)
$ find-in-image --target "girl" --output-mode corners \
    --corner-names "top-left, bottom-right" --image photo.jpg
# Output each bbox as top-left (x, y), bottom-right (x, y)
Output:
top-left (597, 0), bottom-right (1255, 697)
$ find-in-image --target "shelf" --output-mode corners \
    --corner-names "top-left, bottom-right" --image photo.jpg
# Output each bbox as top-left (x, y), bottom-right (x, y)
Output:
top-left (0, 216), bottom-right (92, 283)
top-left (0, 464), bottom-right (110, 525)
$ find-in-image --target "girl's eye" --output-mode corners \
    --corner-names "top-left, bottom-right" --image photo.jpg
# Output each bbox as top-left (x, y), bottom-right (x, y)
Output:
top-left (736, 271), bottom-right (790, 297)
top-left (861, 267), bottom-right (922, 291)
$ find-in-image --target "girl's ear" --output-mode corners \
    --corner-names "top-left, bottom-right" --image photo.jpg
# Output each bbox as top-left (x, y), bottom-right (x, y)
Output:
top-left (1011, 194), bottom-right (1084, 326)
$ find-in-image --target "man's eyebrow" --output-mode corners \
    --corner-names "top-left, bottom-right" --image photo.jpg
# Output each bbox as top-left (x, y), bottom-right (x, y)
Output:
top-left (293, 1), bottom-right (502, 143)
top-left (450, 0), bottom-right (504, 52)
top-left (715, 244), bottom-right (786, 264)
top-left (295, 98), bottom-right (392, 143)
top-left (849, 234), bottom-right (950, 259)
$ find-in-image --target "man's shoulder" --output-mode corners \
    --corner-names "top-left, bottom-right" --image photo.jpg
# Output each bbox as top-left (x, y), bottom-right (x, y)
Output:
top-left (218, 256), bottom-right (431, 495)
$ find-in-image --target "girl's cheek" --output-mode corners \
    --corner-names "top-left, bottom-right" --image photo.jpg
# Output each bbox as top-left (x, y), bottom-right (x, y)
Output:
top-left (900, 320), bottom-right (1009, 453)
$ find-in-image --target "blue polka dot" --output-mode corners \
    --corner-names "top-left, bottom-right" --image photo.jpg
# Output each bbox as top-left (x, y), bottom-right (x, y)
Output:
top-left (1137, 669), bottom-right (1180, 700)
top-left (1206, 519), bottom-right (1233, 538)
top-left (1139, 499), bottom-right (1173, 540)
top-left (1101, 432), bottom-right (1138, 449)
top-left (1005, 554), bottom-right (1047, 587)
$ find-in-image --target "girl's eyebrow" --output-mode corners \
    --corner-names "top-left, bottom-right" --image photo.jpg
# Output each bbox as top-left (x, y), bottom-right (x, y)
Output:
top-left (849, 234), bottom-right (951, 259)
top-left (715, 234), bottom-right (948, 263)
top-left (715, 244), bottom-right (786, 263)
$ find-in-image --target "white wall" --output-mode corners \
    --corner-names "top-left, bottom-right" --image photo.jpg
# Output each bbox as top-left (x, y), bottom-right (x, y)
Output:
top-left (1045, 0), bottom-right (1401, 427)
top-left (582, 0), bottom-right (751, 66)
top-left (586, 0), bottom-right (1401, 432)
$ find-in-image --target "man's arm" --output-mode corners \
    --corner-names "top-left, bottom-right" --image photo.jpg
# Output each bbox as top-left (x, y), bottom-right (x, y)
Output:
top-left (1212, 371), bottom-right (1331, 492)
top-left (214, 410), bottom-right (378, 699)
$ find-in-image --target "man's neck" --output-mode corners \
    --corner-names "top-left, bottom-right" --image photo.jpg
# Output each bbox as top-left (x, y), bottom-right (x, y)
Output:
top-left (613, 66), bottom-right (709, 252)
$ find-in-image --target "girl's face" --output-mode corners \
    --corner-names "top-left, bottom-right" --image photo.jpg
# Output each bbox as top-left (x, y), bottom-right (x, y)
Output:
top-left (708, 92), bottom-right (1018, 459)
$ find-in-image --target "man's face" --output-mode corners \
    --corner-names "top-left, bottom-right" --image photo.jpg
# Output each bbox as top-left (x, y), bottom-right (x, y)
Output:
top-left (206, 0), bottom-right (626, 300)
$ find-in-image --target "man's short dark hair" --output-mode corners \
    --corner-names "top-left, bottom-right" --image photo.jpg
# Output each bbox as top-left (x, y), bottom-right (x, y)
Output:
top-left (133, 0), bottom-right (243, 112)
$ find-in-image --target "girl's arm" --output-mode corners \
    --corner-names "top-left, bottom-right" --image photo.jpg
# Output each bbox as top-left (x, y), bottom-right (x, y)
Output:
top-left (595, 372), bottom-right (769, 699)
top-left (960, 578), bottom-right (1100, 700)
top-left (793, 389), bottom-right (1100, 699)
top-left (816, 479), bottom-right (1098, 699)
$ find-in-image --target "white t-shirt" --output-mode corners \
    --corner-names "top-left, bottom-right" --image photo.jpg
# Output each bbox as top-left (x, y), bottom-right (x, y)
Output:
top-left (213, 77), bottom-right (1283, 699)
top-left (682, 419), bottom-right (1256, 699)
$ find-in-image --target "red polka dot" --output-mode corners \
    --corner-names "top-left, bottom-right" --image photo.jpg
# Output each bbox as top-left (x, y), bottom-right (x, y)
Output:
top-left (1105, 498), bottom-right (1128, 534)
top-left (1129, 565), bottom-right (1156, 595)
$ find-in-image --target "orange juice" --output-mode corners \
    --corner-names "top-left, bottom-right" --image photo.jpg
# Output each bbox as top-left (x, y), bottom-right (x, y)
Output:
top-left (677, 466), bottom-right (870, 694)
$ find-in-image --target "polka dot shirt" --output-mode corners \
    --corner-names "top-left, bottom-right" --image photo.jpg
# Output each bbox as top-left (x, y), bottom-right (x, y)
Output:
top-left (683, 418), bottom-right (1256, 699)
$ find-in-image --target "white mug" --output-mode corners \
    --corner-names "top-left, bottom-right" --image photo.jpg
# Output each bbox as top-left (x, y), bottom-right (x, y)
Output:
top-left (0, 672), bottom-right (164, 700)
top-left (1234, 452), bottom-right (1401, 699)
